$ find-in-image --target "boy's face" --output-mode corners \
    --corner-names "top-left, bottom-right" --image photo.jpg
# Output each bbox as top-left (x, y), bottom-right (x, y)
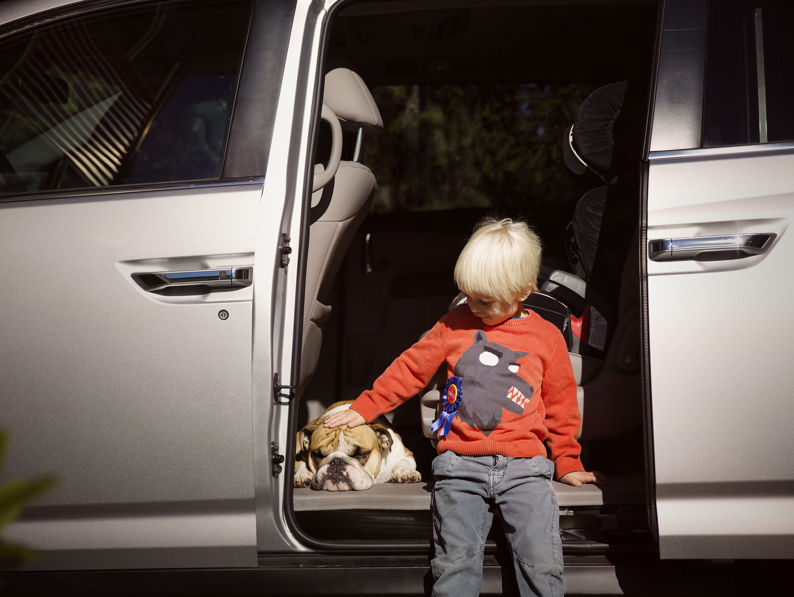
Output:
top-left (465, 293), bottom-right (525, 326)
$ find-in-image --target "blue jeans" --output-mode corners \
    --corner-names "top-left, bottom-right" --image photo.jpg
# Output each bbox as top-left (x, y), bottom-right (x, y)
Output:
top-left (430, 452), bottom-right (563, 597)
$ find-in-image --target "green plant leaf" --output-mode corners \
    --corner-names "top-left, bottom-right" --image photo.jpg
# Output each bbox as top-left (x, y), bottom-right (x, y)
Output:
top-left (0, 476), bottom-right (58, 530)
top-left (0, 430), bottom-right (58, 565)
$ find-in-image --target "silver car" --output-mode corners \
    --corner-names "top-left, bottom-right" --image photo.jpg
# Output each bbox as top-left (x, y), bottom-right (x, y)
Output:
top-left (0, 0), bottom-right (790, 594)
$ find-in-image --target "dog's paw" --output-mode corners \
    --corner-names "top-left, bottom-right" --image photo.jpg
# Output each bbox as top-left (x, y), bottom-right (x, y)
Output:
top-left (294, 472), bottom-right (313, 488)
top-left (390, 462), bottom-right (422, 483)
top-left (294, 462), bottom-right (314, 488)
top-left (401, 470), bottom-right (422, 483)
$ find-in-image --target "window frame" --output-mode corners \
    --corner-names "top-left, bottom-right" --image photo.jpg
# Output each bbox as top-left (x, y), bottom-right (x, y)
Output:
top-left (701, 0), bottom-right (794, 148)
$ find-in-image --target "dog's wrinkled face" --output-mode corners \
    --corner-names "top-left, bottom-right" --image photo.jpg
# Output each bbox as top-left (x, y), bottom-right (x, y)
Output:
top-left (301, 422), bottom-right (393, 491)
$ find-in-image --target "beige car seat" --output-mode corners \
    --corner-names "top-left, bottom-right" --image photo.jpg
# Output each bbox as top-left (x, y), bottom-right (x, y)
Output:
top-left (300, 68), bottom-right (383, 390)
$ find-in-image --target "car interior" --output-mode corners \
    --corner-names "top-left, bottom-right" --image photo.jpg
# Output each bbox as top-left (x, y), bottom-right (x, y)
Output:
top-left (292, 0), bottom-right (659, 551)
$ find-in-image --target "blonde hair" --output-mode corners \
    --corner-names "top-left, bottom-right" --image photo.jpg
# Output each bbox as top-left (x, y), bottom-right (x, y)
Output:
top-left (454, 217), bottom-right (542, 304)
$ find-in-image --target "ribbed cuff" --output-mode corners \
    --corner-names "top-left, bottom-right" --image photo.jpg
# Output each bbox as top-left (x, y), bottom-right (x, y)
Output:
top-left (553, 456), bottom-right (585, 480)
top-left (349, 397), bottom-right (382, 424)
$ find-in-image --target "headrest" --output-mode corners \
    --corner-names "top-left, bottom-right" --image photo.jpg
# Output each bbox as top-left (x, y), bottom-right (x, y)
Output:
top-left (562, 81), bottom-right (628, 181)
top-left (323, 68), bottom-right (383, 128)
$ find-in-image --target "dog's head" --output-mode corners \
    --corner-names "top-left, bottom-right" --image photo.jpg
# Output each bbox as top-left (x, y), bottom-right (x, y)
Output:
top-left (297, 416), bottom-right (394, 491)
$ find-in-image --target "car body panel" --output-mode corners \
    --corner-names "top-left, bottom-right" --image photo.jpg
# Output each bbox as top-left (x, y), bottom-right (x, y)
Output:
top-left (0, 0), bottom-right (792, 585)
top-left (249, 0), bottom-right (328, 555)
top-left (646, 146), bottom-right (794, 558)
top-left (0, 0), bottom-right (283, 570)
top-left (0, 0), bottom-right (83, 25)
top-left (0, 184), bottom-right (261, 569)
top-left (646, 1), bottom-right (794, 558)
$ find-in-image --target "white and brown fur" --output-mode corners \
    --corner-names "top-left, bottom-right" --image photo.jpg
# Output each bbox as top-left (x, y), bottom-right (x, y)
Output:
top-left (294, 401), bottom-right (421, 491)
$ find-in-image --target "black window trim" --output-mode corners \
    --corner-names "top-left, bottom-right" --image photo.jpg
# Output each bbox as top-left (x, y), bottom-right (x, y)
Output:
top-left (223, 0), bottom-right (296, 179)
top-left (648, 0), bottom-right (706, 153)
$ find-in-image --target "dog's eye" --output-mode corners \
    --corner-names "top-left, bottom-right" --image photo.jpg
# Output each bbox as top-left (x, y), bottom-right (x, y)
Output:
top-left (354, 450), bottom-right (370, 462)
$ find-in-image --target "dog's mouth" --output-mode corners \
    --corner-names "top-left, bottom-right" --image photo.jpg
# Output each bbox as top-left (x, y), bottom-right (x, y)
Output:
top-left (311, 457), bottom-right (373, 491)
top-left (311, 477), bottom-right (354, 491)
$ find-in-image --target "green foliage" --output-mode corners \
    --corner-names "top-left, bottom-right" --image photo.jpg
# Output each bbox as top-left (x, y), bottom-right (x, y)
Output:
top-left (363, 83), bottom-right (593, 214)
top-left (0, 431), bottom-right (57, 565)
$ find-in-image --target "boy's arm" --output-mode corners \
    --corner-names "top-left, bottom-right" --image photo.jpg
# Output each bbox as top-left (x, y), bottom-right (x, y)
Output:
top-left (559, 470), bottom-right (603, 486)
top-left (541, 333), bottom-right (588, 480)
top-left (346, 317), bottom-right (449, 424)
top-left (324, 408), bottom-right (365, 429)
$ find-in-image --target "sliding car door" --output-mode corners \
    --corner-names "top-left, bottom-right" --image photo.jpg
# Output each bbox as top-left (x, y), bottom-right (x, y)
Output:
top-left (646, 0), bottom-right (794, 559)
top-left (0, 0), bottom-right (281, 569)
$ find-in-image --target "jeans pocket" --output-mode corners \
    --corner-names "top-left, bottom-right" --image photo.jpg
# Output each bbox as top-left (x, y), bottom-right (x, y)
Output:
top-left (431, 451), bottom-right (458, 478)
top-left (541, 457), bottom-right (555, 480)
top-left (522, 455), bottom-right (554, 479)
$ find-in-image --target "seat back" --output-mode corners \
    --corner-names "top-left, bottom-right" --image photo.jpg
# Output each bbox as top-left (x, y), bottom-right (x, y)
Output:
top-left (553, 81), bottom-right (644, 440)
top-left (549, 81), bottom-right (642, 354)
top-left (300, 69), bottom-right (383, 390)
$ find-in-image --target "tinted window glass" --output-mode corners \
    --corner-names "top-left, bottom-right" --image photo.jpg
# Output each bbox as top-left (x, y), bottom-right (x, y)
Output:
top-left (363, 84), bottom-right (593, 214)
top-left (0, 0), bottom-right (251, 195)
top-left (703, 0), bottom-right (794, 146)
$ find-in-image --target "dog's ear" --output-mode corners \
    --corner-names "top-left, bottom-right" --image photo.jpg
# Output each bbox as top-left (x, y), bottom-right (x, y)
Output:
top-left (296, 423), bottom-right (316, 456)
top-left (371, 424), bottom-right (394, 451)
top-left (295, 430), bottom-right (307, 457)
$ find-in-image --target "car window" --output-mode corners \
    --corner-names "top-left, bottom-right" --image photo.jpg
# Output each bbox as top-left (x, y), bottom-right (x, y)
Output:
top-left (702, 0), bottom-right (794, 147)
top-left (0, 0), bottom-right (252, 196)
top-left (362, 83), bottom-right (593, 213)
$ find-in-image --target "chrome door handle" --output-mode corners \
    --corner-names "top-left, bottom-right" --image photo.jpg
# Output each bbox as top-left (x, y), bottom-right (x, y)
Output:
top-left (132, 266), bottom-right (252, 293)
top-left (648, 233), bottom-right (776, 262)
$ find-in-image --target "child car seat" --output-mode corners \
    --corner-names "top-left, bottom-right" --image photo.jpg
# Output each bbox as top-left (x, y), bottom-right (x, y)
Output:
top-left (545, 80), bottom-right (644, 439)
top-left (544, 81), bottom-right (640, 356)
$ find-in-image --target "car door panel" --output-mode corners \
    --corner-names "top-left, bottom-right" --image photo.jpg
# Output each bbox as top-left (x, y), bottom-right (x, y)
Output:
top-left (0, 184), bottom-right (260, 569)
top-left (646, 148), bottom-right (794, 559)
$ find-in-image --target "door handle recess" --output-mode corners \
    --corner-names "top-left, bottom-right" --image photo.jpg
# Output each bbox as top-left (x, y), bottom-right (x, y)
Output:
top-left (132, 266), bottom-right (252, 293)
top-left (648, 234), bottom-right (776, 262)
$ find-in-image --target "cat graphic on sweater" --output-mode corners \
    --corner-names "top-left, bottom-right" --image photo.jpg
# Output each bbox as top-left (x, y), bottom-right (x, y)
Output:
top-left (455, 330), bottom-right (536, 435)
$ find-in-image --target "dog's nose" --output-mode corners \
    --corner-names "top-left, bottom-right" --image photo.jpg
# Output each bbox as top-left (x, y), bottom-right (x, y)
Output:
top-left (328, 457), bottom-right (346, 471)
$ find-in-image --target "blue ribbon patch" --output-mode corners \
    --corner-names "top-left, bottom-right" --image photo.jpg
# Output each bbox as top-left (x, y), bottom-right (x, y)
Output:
top-left (429, 376), bottom-right (463, 438)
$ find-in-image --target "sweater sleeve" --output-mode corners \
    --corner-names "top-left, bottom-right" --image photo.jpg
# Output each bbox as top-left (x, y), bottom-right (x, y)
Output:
top-left (350, 317), bottom-right (449, 423)
top-left (541, 331), bottom-right (584, 479)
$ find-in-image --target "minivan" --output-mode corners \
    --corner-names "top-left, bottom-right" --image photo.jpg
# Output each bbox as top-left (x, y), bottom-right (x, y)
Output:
top-left (0, 0), bottom-right (791, 594)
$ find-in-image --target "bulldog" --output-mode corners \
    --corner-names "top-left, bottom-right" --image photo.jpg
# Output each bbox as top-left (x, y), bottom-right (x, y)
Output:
top-left (294, 401), bottom-right (422, 491)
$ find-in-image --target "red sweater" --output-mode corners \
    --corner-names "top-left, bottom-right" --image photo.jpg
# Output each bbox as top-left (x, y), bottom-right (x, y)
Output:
top-left (351, 305), bottom-right (584, 479)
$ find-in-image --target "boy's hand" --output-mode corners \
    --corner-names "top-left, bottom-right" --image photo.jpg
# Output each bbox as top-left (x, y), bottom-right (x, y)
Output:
top-left (558, 470), bottom-right (604, 487)
top-left (323, 409), bottom-right (365, 429)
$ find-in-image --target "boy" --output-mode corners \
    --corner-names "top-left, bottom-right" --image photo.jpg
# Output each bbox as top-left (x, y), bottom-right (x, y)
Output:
top-left (325, 218), bottom-right (598, 596)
